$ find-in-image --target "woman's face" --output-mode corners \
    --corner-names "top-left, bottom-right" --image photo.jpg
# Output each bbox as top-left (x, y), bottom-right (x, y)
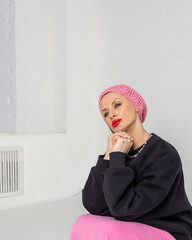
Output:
top-left (100, 92), bottom-right (139, 133)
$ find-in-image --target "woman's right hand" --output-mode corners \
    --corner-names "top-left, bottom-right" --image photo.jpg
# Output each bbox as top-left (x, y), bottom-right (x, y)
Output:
top-left (104, 131), bottom-right (133, 160)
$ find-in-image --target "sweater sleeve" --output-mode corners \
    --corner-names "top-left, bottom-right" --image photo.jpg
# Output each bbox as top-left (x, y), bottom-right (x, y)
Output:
top-left (103, 146), bottom-right (182, 220)
top-left (82, 154), bottom-right (112, 216)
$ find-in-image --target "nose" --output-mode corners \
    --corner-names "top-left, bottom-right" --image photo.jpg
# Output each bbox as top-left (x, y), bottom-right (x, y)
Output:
top-left (109, 110), bottom-right (116, 119)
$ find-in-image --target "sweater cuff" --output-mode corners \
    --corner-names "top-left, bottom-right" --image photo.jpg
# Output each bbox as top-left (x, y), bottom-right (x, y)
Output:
top-left (95, 155), bottom-right (109, 173)
top-left (109, 151), bottom-right (127, 167)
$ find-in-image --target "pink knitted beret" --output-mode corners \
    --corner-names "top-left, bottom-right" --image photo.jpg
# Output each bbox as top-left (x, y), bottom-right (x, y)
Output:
top-left (98, 84), bottom-right (147, 123)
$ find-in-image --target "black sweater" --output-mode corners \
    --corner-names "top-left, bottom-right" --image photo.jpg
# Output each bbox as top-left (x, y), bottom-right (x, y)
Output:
top-left (82, 133), bottom-right (192, 240)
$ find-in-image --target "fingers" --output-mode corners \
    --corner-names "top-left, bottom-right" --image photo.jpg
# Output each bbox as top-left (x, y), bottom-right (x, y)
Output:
top-left (117, 131), bottom-right (133, 140)
top-left (115, 136), bottom-right (132, 142)
top-left (111, 135), bottom-right (133, 154)
top-left (109, 131), bottom-right (133, 141)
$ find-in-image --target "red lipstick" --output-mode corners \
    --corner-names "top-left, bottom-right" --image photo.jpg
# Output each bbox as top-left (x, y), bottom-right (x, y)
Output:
top-left (112, 119), bottom-right (121, 127)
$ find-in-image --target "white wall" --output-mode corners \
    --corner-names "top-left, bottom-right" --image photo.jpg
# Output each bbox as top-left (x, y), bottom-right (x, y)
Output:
top-left (0, 0), bottom-right (98, 210)
top-left (0, 0), bottom-right (192, 210)
top-left (95, 0), bottom-right (192, 202)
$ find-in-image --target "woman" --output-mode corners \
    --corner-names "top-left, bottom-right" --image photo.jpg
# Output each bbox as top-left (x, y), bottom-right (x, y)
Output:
top-left (70, 84), bottom-right (192, 240)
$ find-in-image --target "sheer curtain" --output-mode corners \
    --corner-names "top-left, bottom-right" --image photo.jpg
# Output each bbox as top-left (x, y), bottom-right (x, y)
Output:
top-left (0, 0), bottom-right (67, 133)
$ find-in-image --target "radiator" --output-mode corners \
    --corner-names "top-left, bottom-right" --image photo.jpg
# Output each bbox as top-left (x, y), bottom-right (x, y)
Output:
top-left (0, 146), bottom-right (24, 198)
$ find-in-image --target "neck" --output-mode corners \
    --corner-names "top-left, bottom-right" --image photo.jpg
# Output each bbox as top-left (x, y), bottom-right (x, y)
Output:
top-left (124, 116), bottom-right (150, 151)
top-left (130, 130), bottom-right (151, 150)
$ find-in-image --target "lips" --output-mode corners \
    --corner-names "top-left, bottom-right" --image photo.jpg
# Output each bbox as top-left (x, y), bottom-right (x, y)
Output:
top-left (112, 119), bottom-right (121, 127)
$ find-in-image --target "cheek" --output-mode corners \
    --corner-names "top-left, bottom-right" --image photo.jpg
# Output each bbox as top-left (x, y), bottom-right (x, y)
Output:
top-left (124, 105), bottom-right (136, 119)
top-left (104, 118), bottom-right (110, 126)
top-left (124, 104), bottom-right (132, 113)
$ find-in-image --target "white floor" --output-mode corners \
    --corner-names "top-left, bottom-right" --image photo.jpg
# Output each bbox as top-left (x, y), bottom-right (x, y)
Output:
top-left (0, 193), bottom-right (88, 240)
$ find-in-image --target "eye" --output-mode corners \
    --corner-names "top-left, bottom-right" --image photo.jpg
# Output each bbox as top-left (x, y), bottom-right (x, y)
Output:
top-left (104, 103), bottom-right (121, 117)
top-left (115, 103), bottom-right (121, 108)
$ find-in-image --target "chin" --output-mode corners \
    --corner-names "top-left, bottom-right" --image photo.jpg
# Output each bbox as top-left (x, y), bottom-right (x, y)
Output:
top-left (114, 127), bottom-right (125, 133)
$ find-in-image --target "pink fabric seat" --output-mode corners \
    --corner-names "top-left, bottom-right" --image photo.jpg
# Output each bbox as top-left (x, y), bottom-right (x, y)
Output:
top-left (70, 214), bottom-right (176, 240)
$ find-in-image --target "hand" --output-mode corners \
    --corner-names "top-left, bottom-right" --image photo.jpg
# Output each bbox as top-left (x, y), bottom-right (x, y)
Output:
top-left (104, 131), bottom-right (133, 159)
top-left (111, 135), bottom-right (133, 154)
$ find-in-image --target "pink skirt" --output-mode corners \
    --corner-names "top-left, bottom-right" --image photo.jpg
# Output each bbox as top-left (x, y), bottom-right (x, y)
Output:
top-left (70, 214), bottom-right (176, 240)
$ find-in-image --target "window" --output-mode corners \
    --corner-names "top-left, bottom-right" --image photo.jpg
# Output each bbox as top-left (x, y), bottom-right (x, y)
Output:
top-left (0, 0), bottom-right (67, 133)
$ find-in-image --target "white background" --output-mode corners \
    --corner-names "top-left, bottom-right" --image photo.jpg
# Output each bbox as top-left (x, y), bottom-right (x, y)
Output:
top-left (0, 0), bottom-right (192, 210)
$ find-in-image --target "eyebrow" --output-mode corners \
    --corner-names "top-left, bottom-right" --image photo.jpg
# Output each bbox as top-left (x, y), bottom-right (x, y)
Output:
top-left (102, 98), bottom-right (121, 112)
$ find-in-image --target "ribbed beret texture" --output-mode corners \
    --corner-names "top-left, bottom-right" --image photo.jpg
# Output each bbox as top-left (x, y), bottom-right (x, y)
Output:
top-left (98, 84), bottom-right (147, 123)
